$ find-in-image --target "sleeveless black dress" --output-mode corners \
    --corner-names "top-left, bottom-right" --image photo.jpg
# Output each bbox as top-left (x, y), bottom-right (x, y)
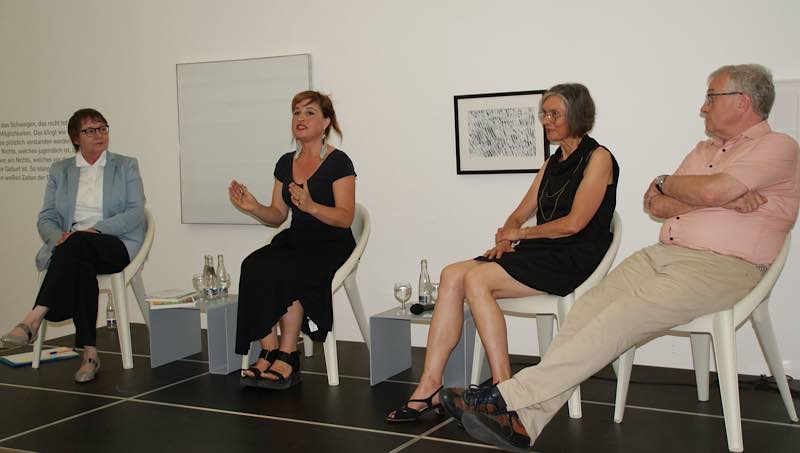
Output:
top-left (235, 149), bottom-right (356, 354)
top-left (476, 136), bottom-right (619, 296)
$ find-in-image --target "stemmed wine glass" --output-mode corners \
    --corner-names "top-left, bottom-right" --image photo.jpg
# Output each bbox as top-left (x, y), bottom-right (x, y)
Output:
top-left (394, 281), bottom-right (412, 312)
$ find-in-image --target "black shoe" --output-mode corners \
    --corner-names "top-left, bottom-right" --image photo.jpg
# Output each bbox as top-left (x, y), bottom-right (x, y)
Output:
top-left (245, 350), bottom-right (301, 390)
top-left (386, 385), bottom-right (444, 423)
top-left (440, 381), bottom-right (506, 423)
top-left (462, 410), bottom-right (531, 452)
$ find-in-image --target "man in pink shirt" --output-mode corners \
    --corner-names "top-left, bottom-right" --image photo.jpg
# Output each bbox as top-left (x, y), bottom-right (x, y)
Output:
top-left (440, 64), bottom-right (800, 451)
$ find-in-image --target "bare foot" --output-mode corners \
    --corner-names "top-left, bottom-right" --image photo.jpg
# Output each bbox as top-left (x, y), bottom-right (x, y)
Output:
top-left (387, 380), bottom-right (443, 420)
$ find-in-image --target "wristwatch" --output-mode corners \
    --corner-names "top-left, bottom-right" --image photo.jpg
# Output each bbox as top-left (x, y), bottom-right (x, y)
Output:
top-left (655, 174), bottom-right (668, 194)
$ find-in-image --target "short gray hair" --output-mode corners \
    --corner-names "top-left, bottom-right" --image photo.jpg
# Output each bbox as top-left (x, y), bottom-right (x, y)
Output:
top-left (709, 64), bottom-right (775, 119)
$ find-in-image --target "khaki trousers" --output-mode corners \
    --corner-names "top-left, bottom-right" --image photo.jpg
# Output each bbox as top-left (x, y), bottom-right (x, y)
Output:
top-left (496, 244), bottom-right (764, 445)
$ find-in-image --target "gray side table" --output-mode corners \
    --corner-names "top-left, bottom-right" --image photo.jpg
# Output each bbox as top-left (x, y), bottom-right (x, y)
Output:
top-left (197, 294), bottom-right (241, 375)
top-left (369, 306), bottom-right (489, 386)
top-left (147, 306), bottom-right (201, 368)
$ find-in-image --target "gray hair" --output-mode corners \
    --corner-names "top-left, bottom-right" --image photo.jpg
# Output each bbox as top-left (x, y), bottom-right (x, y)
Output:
top-left (540, 83), bottom-right (595, 137)
top-left (709, 64), bottom-right (775, 119)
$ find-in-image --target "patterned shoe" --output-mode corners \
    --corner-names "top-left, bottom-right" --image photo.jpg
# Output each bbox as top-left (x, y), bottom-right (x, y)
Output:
top-left (439, 381), bottom-right (506, 423)
top-left (462, 410), bottom-right (531, 452)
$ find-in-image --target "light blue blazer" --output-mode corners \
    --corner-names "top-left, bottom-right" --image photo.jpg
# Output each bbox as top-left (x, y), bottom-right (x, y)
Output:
top-left (35, 151), bottom-right (146, 271)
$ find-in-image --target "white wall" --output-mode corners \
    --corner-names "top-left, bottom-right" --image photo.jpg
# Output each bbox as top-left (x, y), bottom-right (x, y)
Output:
top-left (1, 0), bottom-right (799, 376)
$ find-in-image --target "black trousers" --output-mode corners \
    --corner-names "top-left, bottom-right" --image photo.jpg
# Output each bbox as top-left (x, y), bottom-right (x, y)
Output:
top-left (35, 231), bottom-right (130, 348)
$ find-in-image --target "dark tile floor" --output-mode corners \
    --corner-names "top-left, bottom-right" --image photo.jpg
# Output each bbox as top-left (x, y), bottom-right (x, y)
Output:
top-left (1, 324), bottom-right (798, 452)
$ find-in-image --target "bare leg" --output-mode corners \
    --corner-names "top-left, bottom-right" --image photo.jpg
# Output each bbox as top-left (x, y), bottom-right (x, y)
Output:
top-left (464, 263), bottom-right (542, 383)
top-left (242, 325), bottom-right (279, 378)
top-left (387, 259), bottom-right (480, 418)
top-left (267, 300), bottom-right (304, 380)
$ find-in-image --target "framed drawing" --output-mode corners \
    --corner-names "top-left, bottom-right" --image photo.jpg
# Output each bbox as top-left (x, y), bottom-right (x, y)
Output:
top-left (454, 90), bottom-right (549, 174)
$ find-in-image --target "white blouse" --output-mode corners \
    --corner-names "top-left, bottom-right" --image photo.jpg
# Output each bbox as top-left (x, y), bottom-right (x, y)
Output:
top-left (72, 151), bottom-right (106, 231)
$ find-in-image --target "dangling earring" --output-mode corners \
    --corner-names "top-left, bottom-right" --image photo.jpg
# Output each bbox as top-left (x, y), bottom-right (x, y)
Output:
top-left (320, 134), bottom-right (328, 159)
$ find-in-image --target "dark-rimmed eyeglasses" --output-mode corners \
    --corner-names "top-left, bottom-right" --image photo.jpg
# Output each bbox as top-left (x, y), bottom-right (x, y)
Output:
top-left (704, 92), bottom-right (743, 105)
top-left (79, 125), bottom-right (110, 136)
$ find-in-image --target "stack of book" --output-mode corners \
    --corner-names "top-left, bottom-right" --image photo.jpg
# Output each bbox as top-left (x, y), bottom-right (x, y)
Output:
top-left (146, 289), bottom-right (198, 310)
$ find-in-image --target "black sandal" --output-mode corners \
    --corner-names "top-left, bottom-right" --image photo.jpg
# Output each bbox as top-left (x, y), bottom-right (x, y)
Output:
top-left (386, 385), bottom-right (444, 423)
top-left (251, 351), bottom-right (302, 390)
top-left (240, 349), bottom-right (278, 381)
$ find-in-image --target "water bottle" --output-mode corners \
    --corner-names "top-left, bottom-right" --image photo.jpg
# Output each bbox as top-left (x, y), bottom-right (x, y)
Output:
top-left (418, 259), bottom-right (432, 304)
top-left (203, 254), bottom-right (218, 299)
top-left (106, 299), bottom-right (117, 329)
top-left (216, 254), bottom-right (230, 295)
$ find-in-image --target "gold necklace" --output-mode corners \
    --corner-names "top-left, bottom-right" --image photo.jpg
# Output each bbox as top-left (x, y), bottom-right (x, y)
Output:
top-left (537, 153), bottom-right (585, 222)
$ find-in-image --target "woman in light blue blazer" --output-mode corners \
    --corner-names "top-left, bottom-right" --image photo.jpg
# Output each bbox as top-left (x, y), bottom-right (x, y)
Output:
top-left (0, 108), bottom-right (145, 383)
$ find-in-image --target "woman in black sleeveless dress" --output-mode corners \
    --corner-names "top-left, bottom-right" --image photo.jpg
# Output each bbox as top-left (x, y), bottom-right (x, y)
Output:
top-left (388, 83), bottom-right (619, 421)
top-left (229, 91), bottom-right (356, 390)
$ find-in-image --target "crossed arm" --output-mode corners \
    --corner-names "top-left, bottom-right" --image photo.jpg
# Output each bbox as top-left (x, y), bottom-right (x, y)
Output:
top-left (644, 172), bottom-right (766, 218)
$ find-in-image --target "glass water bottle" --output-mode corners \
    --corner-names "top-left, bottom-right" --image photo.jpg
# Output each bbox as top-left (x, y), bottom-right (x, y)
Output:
top-left (418, 259), bottom-right (432, 304)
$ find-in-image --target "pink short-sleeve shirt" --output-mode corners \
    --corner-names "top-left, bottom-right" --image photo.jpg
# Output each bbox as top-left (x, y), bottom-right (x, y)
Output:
top-left (659, 121), bottom-right (800, 264)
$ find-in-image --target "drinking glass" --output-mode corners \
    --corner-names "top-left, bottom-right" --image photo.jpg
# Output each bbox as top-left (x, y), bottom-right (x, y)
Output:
top-left (192, 274), bottom-right (205, 300)
top-left (430, 282), bottom-right (439, 304)
top-left (394, 281), bottom-right (412, 312)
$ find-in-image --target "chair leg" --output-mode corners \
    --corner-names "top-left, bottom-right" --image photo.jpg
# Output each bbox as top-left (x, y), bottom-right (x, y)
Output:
top-left (323, 330), bottom-right (339, 386)
top-left (130, 273), bottom-right (149, 326)
top-left (690, 333), bottom-right (712, 401)
top-left (470, 332), bottom-right (485, 385)
top-left (751, 302), bottom-right (799, 422)
top-left (343, 272), bottom-right (370, 352)
top-left (301, 333), bottom-right (314, 357)
top-left (111, 274), bottom-right (134, 369)
top-left (535, 315), bottom-right (554, 355)
top-left (712, 311), bottom-right (743, 452)
top-left (613, 347), bottom-right (636, 423)
top-left (32, 320), bottom-right (47, 369)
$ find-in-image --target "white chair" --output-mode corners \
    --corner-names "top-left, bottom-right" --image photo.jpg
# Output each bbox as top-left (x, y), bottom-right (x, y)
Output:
top-left (612, 234), bottom-right (798, 452)
top-left (33, 208), bottom-right (155, 370)
top-left (471, 212), bottom-right (622, 419)
top-left (240, 203), bottom-right (371, 386)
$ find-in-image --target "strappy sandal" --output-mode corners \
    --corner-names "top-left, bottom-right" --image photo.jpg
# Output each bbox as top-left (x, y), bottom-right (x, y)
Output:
top-left (256, 351), bottom-right (302, 390)
top-left (1, 323), bottom-right (36, 348)
top-left (386, 385), bottom-right (444, 423)
top-left (240, 349), bottom-right (279, 381)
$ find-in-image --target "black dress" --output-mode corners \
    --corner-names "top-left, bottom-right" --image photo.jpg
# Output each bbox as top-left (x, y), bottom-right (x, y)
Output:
top-left (235, 149), bottom-right (356, 354)
top-left (476, 136), bottom-right (619, 296)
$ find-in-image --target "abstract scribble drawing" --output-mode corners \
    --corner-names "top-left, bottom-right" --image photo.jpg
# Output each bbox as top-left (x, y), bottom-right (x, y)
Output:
top-left (467, 107), bottom-right (537, 158)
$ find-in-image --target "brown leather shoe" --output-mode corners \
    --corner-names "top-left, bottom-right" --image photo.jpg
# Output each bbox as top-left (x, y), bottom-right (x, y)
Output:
top-left (440, 382), bottom-right (506, 423)
top-left (462, 410), bottom-right (531, 452)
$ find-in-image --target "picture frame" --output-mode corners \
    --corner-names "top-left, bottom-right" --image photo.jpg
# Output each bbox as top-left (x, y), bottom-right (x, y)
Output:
top-left (454, 90), bottom-right (549, 174)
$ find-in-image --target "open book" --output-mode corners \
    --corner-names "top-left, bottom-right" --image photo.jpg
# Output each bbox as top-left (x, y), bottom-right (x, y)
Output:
top-left (146, 289), bottom-right (198, 310)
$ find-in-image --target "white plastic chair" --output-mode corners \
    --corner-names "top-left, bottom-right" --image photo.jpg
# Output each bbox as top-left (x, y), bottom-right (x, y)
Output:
top-left (612, 234), bottom-right (798, 452)
top-left (240, 203), bottom-right (371, 386)
top-left (33, 208), bottom-right (155, 370)
top-left (471, 212), bottom-right (622, 419)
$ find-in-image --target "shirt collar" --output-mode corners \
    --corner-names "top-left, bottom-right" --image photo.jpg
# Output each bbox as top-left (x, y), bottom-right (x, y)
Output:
top-left (76, 150), bottom-right (108, 168)
top-left (711, 120), bottom-right (771, 147)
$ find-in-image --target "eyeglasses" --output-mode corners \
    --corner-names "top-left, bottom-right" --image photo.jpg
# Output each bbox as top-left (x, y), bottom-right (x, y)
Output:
top-left (538, 110), bottom-right (564, 122)
top-left (79, 125), bottom-right (110, 136)
top-left (704, 92), bottom-right (743, 105)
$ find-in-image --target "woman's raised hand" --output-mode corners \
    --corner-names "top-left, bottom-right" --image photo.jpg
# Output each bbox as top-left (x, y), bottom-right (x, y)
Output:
top-left (288, 182), bottom-right (316, 214)
top-left (229, 180), bottom-right (259, 213)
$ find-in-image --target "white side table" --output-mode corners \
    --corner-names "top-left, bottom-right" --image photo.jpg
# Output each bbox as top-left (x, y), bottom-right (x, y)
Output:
top-left (369, 306), bottom-right (489, 386)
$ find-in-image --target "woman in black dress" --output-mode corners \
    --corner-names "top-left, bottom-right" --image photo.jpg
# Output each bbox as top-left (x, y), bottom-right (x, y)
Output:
top-left (387, 83), bottom-right (619, 421)
top-left (229, 91), bottom-right (356, 390)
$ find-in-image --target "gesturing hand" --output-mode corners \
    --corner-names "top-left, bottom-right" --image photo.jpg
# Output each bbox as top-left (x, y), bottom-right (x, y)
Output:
top-left (229, 179), bottom-right (259, 213)
top-left (288, 182), bottom-right (316, 214)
